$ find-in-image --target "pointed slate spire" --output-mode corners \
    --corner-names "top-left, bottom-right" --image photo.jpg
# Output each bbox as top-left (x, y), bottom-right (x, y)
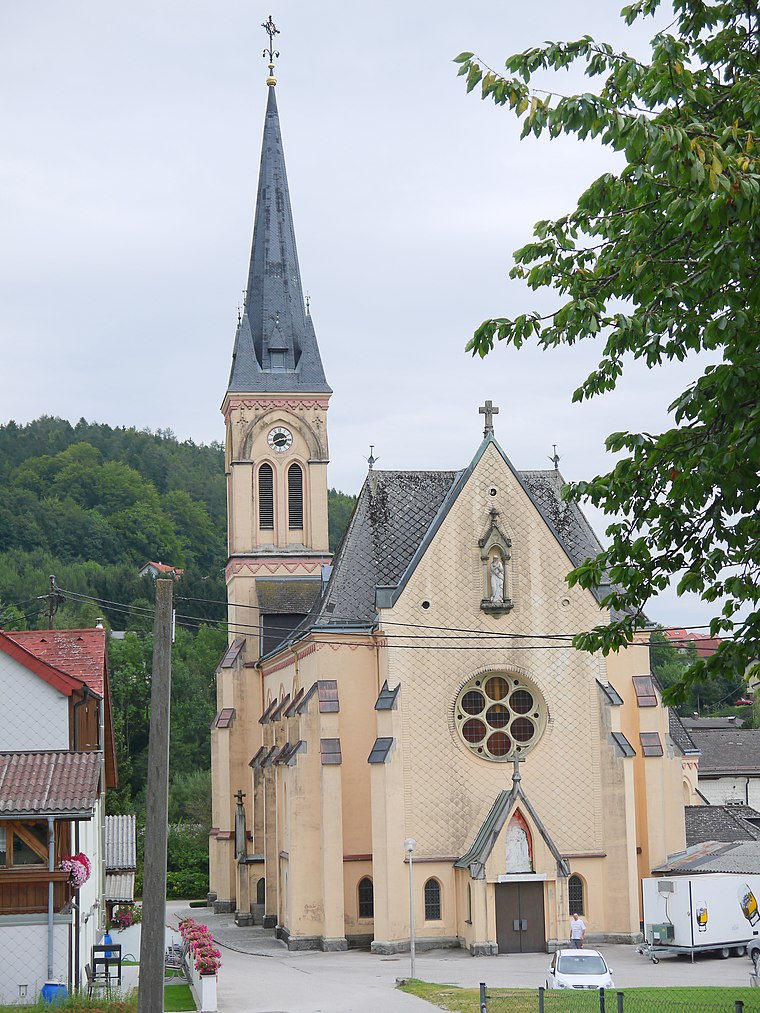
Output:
top-left (228, 83), bottom-right (331, 395)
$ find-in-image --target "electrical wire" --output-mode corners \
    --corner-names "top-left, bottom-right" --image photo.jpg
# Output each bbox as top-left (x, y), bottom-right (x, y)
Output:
top-left (0, 606), bottom-right (48, 629)
top-left (54, 585), bottom-right (735, 654)
top-left (175, 592), bottom-right (727, 641)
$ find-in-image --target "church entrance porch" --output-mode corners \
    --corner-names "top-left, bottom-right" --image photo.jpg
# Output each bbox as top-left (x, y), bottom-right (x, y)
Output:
top-left (495, 881), bottom-right (546, 953)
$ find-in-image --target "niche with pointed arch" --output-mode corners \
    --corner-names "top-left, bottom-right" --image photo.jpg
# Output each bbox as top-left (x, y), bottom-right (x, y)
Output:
top-left (454, 672), bottom-right (547, 761)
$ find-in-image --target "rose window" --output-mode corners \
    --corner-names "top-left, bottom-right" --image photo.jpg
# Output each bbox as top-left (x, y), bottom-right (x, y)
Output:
top-left (454, 674), bottom-right (546, 761)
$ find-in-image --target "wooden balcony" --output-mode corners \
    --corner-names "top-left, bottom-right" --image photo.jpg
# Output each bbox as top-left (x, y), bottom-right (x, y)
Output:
top-left (0, 869), bottom-right (72, 915)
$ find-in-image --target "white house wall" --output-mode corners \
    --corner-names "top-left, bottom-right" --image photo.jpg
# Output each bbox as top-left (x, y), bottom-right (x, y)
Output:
top-left (0, 654), bottom-right (68, 750)
top-left (0, 918), bottom-right (69, 1004)
top-left (74, 798), bottom-right (105, 981)
top-left (699, 776), bottom-right (760, 809)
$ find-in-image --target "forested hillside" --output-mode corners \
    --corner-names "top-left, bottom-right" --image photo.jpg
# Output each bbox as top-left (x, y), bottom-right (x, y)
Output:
top-left (0, 416), bottom-right (357, 896)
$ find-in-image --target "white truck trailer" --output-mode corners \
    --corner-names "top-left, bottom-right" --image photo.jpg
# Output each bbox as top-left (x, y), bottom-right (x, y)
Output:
top-left (641, 874), bottom-right (760, 961)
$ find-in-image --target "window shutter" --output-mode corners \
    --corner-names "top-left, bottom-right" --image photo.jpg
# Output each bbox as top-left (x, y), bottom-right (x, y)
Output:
top-left (259, 464), bottom-right (274, 529)
top-left (288, 464), bottom-right (303, 529)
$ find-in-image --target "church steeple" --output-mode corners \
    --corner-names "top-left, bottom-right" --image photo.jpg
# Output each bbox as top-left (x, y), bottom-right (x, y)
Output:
top-left (227, 80), bottom-right (331, 395)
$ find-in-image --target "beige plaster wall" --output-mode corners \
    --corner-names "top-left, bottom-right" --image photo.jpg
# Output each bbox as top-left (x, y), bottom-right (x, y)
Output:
top-left (383, 443), bottom-right (611, 867)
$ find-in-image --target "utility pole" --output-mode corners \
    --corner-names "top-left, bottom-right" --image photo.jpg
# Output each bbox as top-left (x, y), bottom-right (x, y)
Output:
top-left (138, 578), bottom-right (173, 1013)
top-left (47, 575), bottom-right (58, 629)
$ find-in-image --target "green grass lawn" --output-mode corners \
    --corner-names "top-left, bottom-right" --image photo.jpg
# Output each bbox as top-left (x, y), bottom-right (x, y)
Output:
top-left (398, 981), bottom-right (760, 1012)
top-left (163, 983), bottom-right (196, 1011)
top-left (0, 982), bottom-right (195, 1012)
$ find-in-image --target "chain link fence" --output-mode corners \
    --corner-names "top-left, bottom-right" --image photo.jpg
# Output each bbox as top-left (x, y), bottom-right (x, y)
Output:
top-left (478, 984), bottom-right (760, 1013)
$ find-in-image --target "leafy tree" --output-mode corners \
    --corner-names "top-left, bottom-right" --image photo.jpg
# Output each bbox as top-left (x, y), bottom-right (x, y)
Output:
top-left (456, 1), bottom-right (760, 701)
top-left (328, 488), bottom-right (357, 552)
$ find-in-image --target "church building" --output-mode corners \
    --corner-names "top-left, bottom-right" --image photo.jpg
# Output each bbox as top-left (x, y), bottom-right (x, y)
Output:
top-left (209, 37), bottom-right (696, 955)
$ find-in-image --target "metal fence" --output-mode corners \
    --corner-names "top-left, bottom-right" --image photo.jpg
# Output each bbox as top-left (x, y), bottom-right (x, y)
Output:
top-left (478, 984), bottom-right (760, 1013)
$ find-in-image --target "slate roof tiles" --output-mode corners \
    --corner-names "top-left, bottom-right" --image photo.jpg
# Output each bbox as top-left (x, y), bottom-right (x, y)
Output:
top-left (306, 470), bottom-right (459, 629)
top-left (689, 728), bottom-right (760, 775)
top-left (685, 804), bottom-right (760, 845)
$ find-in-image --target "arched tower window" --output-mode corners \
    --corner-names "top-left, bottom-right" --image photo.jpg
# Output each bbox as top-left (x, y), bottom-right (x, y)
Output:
top-left (259, 464), bottom-right (274, 529)
top-left (288, 463), bottom-right (303, 529)
top-left (568, 874), bottom-right (585, 916)
top-left (424, 878), bottom-right (441, 920)
top-left (358, 877), bottom-right (374, 918)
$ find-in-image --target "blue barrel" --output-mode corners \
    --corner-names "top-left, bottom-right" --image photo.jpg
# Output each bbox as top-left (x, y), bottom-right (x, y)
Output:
top-left (41, 982), bottom-right (68, 1004)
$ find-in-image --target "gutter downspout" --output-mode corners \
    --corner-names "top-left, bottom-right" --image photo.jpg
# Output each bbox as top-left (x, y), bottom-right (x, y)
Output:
top-left (47, 816), bottom-right (55, 980)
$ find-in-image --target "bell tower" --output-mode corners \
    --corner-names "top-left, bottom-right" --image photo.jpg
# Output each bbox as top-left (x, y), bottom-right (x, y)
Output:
top-left (221, 56), bottom-right (332, 653)
top-left (211, 22), bottom-right (332, 913)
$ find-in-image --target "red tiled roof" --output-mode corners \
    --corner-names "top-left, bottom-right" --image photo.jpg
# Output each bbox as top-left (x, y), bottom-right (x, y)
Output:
top-left (6, 629), bottom-right (107, 696)
top-left (0, 631), bottom-right (85, 696)
top-left (0, 751), bottom-right (101, 816)
top-left (662, 627), bottom-right (722, 659)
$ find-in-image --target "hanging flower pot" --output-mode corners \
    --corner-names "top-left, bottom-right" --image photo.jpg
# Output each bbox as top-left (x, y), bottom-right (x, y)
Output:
top-left (59, 852), bottom-right (91, 888)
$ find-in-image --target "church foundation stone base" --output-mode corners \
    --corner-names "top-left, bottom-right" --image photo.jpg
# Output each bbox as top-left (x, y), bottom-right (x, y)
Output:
top-left (547, 932), bottom-right (642, 952)
top-left (276, 926), bottom-right (348, 951)
top-left (346, 933), bottom-right (374, 949)
top-left (234, 911), bottom-right (254, 926)
top-left (470, 941), bottom-right (499, 957)
top-left (262, 914), bottom-right (277, 928)
top-left (213, 899), bottom-right (235, 914)
top-left (371, 936), bottom-right (460, 955)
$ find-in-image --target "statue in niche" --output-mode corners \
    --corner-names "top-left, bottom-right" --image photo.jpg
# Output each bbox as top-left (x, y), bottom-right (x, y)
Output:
top-left (506, 820), bottom-right (532, 874)
top-left (490, 553), bottom-right (505, 602)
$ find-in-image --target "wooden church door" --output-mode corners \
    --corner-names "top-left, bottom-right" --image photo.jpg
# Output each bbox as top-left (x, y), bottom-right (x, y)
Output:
top-left (495, 882), bottom-right (546, 953)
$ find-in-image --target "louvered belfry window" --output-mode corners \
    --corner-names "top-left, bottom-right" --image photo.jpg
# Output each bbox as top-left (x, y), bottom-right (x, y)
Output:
top-left (259, 464), bottom-right (274, 529)
top-left (288, 463), bottom-right (303, 529)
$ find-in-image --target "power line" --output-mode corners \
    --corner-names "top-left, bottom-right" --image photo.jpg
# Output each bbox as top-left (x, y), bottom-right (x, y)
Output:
top-left (0, 606), bottom-right (48, 630)
top-left (55, 586), bottom-right (736, 654)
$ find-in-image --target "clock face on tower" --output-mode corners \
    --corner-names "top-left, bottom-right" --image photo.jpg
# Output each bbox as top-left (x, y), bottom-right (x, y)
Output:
top-left (267, 427), bottom-right (293, 452)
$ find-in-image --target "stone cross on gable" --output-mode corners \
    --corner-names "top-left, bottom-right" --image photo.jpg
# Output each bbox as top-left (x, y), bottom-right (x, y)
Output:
top-left (235, 789), bottom-right (246, 807)
top-left (479, 400), bottom-right (499, 436)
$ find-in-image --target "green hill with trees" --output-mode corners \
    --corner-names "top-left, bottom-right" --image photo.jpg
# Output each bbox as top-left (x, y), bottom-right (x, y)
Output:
top-left (0, 415), bottom-right (357, 897)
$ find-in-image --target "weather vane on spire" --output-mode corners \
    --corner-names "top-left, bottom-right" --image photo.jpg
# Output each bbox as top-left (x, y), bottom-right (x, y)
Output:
top-left (262, 15), bottom-right (280, 85)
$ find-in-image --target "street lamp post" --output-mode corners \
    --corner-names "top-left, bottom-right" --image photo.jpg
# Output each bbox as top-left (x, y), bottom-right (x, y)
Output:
top-left (404, 837), bottom-right (417, 980)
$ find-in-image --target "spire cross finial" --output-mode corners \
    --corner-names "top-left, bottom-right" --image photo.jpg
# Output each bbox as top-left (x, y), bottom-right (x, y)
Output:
top-left (262, 15), bottom-right (280, 81)
top-left (306, 292), bottom-right (311, 312)
top-left (235, 789), bottom-right (246, 805)
top-left (479, 399), bottom-right (499, 436)
top-left (549, 444), bottom-right (561, 471)
top-left (367, 445), bottom-right (378, 470)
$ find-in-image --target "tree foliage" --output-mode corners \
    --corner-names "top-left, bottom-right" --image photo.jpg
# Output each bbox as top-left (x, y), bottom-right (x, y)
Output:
top-left (456, 0), bottom-right (760, 701)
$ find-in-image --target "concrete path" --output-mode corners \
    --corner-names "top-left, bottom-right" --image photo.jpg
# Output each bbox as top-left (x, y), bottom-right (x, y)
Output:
top-left (166, 904), bottom-right (757, 1012)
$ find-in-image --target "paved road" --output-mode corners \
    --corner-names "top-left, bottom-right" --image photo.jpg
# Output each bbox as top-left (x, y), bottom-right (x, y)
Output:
top-left (166, 904), bottom-right (756, 1012)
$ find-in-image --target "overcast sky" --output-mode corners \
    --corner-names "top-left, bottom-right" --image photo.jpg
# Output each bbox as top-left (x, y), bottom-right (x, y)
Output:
top-left (1, 2), bottom-right (717, 627)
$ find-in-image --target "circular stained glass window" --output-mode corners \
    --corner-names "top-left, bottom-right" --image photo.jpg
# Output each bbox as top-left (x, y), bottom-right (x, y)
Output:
top-left (454, 673), bottom-right (546, 762)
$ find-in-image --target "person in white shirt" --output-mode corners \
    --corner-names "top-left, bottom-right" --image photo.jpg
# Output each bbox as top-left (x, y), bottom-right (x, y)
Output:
top-left (569, 912), bottom-right (586, 948)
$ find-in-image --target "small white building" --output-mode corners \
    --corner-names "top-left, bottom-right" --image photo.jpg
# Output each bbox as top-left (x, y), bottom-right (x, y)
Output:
top-left (0, 629), bottom-right (117, 1002)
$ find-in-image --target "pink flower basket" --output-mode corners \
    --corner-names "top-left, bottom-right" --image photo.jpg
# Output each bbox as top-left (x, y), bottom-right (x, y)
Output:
top-left (60, 852), bottom-right (91, 888)
top-left (179, 917), bottom-right (222, 975)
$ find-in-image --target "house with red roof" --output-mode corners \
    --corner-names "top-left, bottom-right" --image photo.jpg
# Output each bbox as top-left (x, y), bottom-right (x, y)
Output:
top-left (661, 627), bottom-right (723, 660)
top-left (138, 560), bottom-right (184, 580)
top-left (0, 627), bottom-right (117, 1001)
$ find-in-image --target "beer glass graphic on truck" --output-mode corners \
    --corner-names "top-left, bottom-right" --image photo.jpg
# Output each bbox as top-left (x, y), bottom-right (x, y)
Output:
top-left (695, 901), bottom-right (708, 932)
top-left (739, 883), bottom-right (760, 926)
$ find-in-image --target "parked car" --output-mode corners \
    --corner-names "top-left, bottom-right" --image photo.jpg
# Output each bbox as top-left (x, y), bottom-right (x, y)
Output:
top-left (545, 948), bottom-right (615, 990)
